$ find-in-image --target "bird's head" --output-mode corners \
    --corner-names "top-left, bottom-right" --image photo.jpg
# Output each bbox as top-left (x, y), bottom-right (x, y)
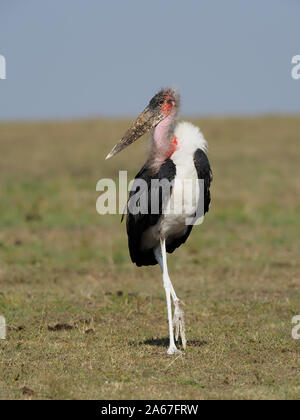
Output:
top-left (106, 88), bottom-right (179, 159)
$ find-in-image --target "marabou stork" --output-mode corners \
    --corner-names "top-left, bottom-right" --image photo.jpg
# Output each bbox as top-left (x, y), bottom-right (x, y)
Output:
top-left (106, 88), bottom-right (212, 354)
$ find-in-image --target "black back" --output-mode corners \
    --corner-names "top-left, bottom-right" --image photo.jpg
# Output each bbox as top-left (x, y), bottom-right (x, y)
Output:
top-left (193, 148), bottom-right (212, 215)
top-left (124, 149), bottom-right (212, 267)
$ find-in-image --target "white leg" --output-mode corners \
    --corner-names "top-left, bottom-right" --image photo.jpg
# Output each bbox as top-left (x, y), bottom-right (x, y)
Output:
top-left (154, 243), bottom-right (178, 302)
top-left (154, 239), bottom-right (186, 354)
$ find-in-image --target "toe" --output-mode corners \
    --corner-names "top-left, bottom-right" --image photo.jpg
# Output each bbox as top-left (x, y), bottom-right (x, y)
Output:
top-left (167, 345), bottom-right (182, 355)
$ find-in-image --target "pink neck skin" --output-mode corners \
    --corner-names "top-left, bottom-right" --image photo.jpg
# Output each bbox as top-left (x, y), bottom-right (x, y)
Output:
top-left (150, 108), bottom-right (177, 171)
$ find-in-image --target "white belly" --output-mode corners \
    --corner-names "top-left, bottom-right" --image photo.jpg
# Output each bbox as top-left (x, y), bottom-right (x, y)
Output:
top-left (141, 155), bottom-right (199, 250)
top-left (159, 156), bottom-right (199, 238)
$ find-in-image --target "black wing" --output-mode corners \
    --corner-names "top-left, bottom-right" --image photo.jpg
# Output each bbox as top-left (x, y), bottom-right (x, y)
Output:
top-left (125, 159), bottom-right (176, 267)
top-left (193, 148), bottom-right (212, 215)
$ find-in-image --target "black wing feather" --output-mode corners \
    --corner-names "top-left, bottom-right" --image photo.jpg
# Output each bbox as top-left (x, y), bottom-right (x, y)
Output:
top-left (125, 159), bottom-right (176, 266)
top-left (193, 148), bottom-right (212, 215)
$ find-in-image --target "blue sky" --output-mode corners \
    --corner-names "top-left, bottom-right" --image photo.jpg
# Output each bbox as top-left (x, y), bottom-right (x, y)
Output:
top-left (0, 0), bottom-right (299, 120)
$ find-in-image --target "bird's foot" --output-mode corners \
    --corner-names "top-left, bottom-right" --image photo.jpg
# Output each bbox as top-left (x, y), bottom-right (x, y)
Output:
top-left (173, 299), bottom-right (186, 350)
top-left (167, 344), bottom-right (182, 355)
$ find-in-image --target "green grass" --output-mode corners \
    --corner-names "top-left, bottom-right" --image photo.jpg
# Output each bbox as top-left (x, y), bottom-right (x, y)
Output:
top-left (0, 116), bottom-right (300, 399)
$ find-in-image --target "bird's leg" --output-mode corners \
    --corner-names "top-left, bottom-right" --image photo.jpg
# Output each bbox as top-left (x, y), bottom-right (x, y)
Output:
top-left (154, 239), bottom-right (186, 353)
top-left (154, 239), bottom-right (179, 354)
top-left (173, 298), bottom-right (186, 350)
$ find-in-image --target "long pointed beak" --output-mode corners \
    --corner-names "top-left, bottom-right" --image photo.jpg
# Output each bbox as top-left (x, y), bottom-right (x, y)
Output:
top-left (105, 106), bottom-right (163, 160)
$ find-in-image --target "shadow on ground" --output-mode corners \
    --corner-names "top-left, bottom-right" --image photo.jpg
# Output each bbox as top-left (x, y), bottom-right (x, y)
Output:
top-left (132, 337), bottom-right (208, 347)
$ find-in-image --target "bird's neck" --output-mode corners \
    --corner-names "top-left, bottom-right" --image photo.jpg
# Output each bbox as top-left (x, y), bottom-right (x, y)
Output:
top-left (150, 109), bottom-right (177, 172)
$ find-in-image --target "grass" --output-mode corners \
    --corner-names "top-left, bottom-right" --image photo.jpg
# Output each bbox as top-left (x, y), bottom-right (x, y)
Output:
top-left (0, 116), bottom-right (299, 400)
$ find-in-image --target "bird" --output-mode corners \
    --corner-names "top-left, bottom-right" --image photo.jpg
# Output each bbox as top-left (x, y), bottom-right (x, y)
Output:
top-left (106, 88), bottom-right (212, 355)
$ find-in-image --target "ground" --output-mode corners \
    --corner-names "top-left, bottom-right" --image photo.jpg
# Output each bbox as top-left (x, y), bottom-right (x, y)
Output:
top-left (0, 116), bottom-right (299, 400)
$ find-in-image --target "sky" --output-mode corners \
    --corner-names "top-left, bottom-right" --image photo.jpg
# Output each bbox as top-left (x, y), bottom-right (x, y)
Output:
top-left (0, 0), bottom-right (299, 120)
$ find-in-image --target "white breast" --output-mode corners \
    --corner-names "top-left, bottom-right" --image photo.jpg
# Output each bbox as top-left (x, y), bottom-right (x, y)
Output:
top-left (141, 122), bottom-right (208, 250)
top-left (159, 121), bottom-right (208, 236)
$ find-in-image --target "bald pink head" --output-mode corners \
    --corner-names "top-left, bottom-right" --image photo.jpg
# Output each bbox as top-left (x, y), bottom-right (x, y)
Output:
top-left (149, 91), bottom-right (179, 171)
top-left (105, 88), bottom-right (180, 163)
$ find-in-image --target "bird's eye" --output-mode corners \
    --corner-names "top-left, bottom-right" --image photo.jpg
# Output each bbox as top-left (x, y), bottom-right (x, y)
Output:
top-left (167, 99), bottom-right (173, 105)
